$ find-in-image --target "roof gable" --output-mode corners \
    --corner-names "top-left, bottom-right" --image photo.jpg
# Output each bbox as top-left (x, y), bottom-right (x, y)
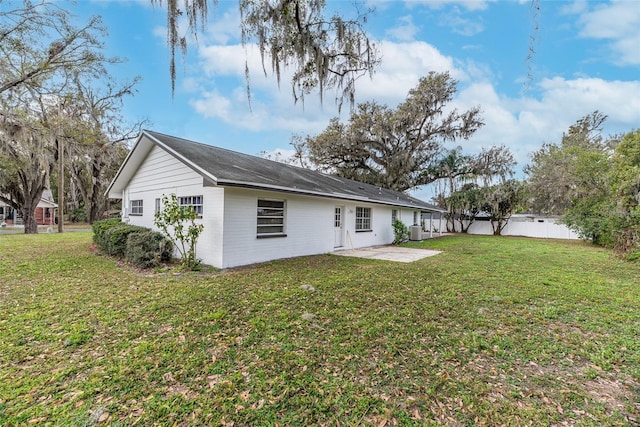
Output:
top-left (108, 130), bottom-right (444, 212)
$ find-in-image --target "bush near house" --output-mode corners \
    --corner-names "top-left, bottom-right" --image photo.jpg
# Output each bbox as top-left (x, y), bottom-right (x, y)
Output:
top-left (92, 219), bottom-right (172, 269)
top-left (125, 230), bottom-right (173, 269)
top-left (92, 218), bottom-right (122, 247)
top-left (392, 219), bottom-right (409, 244)
top-left (103, 224), bottom-right (147, 257)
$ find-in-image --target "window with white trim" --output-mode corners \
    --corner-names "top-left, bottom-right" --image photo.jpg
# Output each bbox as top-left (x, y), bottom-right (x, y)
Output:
top-left (130, 199), bottom-right (143, 216)
top-left (155, 198), bottom-right (161, 213)
top-left (391, 209), bottom-right (398, 224)
top-left (179, 195), bottom-right (203, 217)
top-left (413, 211), bottom-right (419, 225)
top-left (355, 206), bottom-right (372, 231)
top-left (257, 199), bottom-right (285, 236)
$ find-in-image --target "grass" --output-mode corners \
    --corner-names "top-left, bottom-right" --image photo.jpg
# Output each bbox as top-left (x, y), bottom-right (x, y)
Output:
top-left (0, 232), bottom-right (638, 426)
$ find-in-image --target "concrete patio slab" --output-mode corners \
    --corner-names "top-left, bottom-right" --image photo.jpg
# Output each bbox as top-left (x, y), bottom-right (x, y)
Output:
top-left (333, 245), bottom-right (442, 263)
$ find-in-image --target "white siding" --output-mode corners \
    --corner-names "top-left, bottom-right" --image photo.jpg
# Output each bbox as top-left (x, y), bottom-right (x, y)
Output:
top-left (221, 188), bottom-right (336, 268)
top-left (220, 188), bottom-right (422, 268)
top-left (123, 145), bottom-right (203, 228)
top-left (121, 145), bottom-right (225, 267)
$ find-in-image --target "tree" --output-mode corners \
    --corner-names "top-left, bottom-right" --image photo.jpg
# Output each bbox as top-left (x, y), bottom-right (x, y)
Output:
top-left (524, 112), bottom-right (616, 243)
top-left (524, 114), bottom-right (640, 257)
top-left (525, 111), bottom-right (610, 215)
top-left (156, 0), bottom-right (542, 105)
top-left (471, 145), bottom-right (516, 187)
top-left (0, 2), bottom-right (106, 95)
top-left (480, 179), bottom-right (527, 236)
top-left (62, 76), bottom-right (143, 223)
top-left (303, 72), bottom-right (483, 192)
top-left (427, 147), bottom-right (474, 231)
top-left (0, 2), bottom-right (131, 233)
top-left (444, 183), bottom-right (484, 233)
top-left (0, 116), bottom-right (55, 234)
top-left (604, 129), bottom-right (639, 254)
top-left (152, 0), bottom-right (379, 109)
top-left (429, 145), bottom-right (515, 232)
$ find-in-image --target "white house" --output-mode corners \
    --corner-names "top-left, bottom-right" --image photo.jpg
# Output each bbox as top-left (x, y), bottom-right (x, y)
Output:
top-left (106, 130), bottom-right (445, 268)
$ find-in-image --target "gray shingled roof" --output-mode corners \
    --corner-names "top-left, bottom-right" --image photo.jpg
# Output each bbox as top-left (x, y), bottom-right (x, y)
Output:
top-left (121, 130), bottom-right (444, 212)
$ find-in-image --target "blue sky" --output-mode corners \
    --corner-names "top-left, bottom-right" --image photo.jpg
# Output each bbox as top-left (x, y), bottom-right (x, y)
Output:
top-left (67, 0), bottom-right (639, 199)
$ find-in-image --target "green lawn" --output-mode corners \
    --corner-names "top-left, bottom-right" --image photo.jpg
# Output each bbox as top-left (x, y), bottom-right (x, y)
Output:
top-left (0, 233), bottom-right (638, 426)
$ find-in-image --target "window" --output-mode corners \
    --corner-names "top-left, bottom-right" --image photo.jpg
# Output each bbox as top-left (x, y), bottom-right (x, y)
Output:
top-left (155, 198), bottom-right (161, 213)
top-left (413, 211), bottom-right (419, 226)
top-left (355, 207), bottom-right (371, 231)
top-left (334, 207), bottom-right (342, 228)
top-left (257, 199), bottom-right (285, 237)
top-left (130, 199), bottom-right (143, 216)
top-left (179, 195), bottom-right (203, 217)
top-left (391, 209), bottom-right (398, 224)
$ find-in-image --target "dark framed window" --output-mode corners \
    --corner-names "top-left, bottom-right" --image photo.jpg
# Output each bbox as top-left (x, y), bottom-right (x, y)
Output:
top-left (130, 199), bottom-right (143, 216)
top-left (356, 206), bottom-right (372, 231)
top-left (179, 195), bottom-right (203, 217)
top-left (257, 199), bottom-right (285, 237)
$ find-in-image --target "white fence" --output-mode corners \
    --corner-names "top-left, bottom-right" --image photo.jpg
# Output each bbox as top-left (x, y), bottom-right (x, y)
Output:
top-left (460, 216), bottom-right (580, 240)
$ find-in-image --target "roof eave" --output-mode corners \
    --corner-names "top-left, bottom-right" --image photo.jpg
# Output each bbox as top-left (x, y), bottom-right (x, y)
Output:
top-left (218, 179), bottom-right (444, 212)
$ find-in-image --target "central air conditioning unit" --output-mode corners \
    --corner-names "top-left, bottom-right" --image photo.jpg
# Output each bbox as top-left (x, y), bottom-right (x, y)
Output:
top-left (410, 225), bottom-right (422, 241)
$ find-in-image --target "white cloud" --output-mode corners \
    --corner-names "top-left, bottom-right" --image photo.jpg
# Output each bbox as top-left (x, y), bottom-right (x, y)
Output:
top-left (453, 76), bottom-right (640, 168)
top-left (438, 10), bottom-right (484, 36)
top-left (188, 36), bottom-right (639, 176)
top-left (204, 7), bottom-right (242, 44)
top-left (407, 0), bottom-right (492, 11)
top-left (189, 90), bottom-right (233, 122)
top-left (385, 15), bottom-right (420, 41)
top-left (575, 0), bottom-right (640, 66)
top-left (535, 77), bottom-right (640, 126)
top-left (189, 39), bottom-right (463, 133)
top-left (354, 41), bottom-right (464, 105)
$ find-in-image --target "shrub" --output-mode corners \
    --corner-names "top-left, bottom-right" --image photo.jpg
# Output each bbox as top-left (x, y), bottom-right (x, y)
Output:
top-left (92, 218), bottom-right (123, 250)
top-left (154, 194), bottom-right (204, 270)
top-left (392, 219), bottom-right (409, 244)
top-left (125, 230), bottom-right (174, 269)
top-left (69, 208), bottom-right (88, 223)
top-left (104, 224), bottom-right (147, 257)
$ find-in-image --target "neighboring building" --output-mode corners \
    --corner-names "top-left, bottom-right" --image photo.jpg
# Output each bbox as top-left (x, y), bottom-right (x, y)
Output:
top-left (107, 130), bottom-right (445, 268)
top-left (0, 190), bottom-right (57, 227)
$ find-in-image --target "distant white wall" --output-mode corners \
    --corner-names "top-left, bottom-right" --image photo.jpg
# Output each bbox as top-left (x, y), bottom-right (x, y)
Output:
top-left (460, 216), bottom-right (580, 240)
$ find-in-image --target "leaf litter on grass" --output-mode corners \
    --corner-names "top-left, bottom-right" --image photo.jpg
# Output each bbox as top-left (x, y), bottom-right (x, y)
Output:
top-left (0, 233), bottom-right (639, 425)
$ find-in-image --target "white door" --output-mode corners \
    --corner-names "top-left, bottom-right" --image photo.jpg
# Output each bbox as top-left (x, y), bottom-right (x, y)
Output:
top-left (334, 206), bottom-right (344, 247)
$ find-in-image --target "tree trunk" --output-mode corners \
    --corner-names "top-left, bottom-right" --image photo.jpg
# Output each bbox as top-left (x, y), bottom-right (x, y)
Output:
top-left (491, 219), bottom-right (506, 235)
top-left (20, 204), bottom-right (38, 234)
